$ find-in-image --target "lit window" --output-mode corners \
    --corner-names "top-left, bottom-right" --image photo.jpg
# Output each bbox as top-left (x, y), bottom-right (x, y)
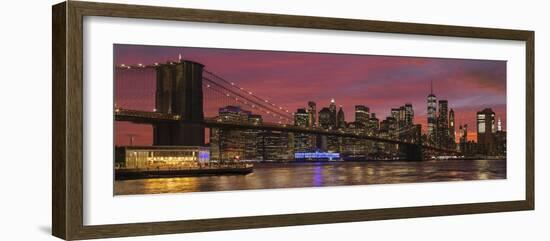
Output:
top-left (478, 123), bottom-right (485, 133)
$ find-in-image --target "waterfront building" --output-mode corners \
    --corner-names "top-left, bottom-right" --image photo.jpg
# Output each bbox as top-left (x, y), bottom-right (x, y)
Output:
top-left (244, 114), bottom-right (263, 160)
top-left (210, 106), bottom-right (250, 161)
top-left (115, 146), bottom-right (210, 169)
top-left (342, 121), bottom-right (368, 159)
top-left (326, 136), bottom-right (340, 153)
top-left (210, 105), bottom-right (295, 162)
top-left (258, 130), bottom-right (292, 161)
top-left (293, 133), bottom-right (314, 153)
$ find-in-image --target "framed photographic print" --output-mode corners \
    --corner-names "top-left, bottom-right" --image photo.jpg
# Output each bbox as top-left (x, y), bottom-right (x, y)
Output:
top-left (52, 1), bottom-right (534, 240)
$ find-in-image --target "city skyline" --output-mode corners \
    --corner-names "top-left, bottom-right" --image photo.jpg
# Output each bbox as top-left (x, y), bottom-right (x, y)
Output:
top-left (115, 44), bottom-right (507, 146)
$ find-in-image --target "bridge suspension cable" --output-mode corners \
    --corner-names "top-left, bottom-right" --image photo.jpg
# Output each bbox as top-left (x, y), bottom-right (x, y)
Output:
top-left (113, 59), bottom-right (295, 124)
top-left (203, 69), bottom-right (294, 116)
top-left (202, 77), bottom-right (293, 124)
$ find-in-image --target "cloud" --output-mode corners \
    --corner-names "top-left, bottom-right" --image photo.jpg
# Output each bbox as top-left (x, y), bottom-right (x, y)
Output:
top-left (114, 45), bottom-right (507, 146)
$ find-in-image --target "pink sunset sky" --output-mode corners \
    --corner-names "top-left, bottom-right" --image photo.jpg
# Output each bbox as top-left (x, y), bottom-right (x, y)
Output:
top-left (114, 44), bottom-right (506, 146)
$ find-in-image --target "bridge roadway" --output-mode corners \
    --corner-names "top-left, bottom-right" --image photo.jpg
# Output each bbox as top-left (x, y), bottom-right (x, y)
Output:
top-left (114, 108), bottom-right (458, 154)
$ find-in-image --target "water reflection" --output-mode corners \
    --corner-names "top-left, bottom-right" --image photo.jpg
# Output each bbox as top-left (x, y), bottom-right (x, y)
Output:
top-left (114, 159), bottom-right (506, 195)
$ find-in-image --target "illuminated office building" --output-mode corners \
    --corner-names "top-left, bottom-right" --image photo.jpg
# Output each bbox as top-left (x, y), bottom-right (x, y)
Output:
top-left (368, 113), bottom-right (379, 133)
top-left (244, 114), bottom-right (263, 160)
top-left (477, 108), bottom-right (496, 155)
top-left (427, 80), bottom-right (437, 144)
top-left (437, 100), bottom-right (449, 147)
top-left (449, 108), bottom-right (456, 148)
top-left (404, 103), bottom-right (414, 127)
top-left (210, 106), bottom-right (249, 161)
top-left (318, 107), bottom-right (332, 129)
top-left (355, 105), bottom-right (370, 126)
top-left (307, 101), bottom-right (317, 127)
top-left (294, 108), bottom-right (309, 127)
top-left (342, 121), bottom-right (368, 159)
top-left (258, 130), bottom-right (292, 161)
top-left (494, 117), bottom-right (507, 156)
top-left (329, 98), bottom-right (337, 128)
top-left (294, 108), bottom-right (311, 152)
top-left (337, 106), bottom-right (346, 129)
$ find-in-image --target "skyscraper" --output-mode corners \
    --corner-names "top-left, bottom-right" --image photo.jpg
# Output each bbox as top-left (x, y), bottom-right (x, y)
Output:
top-left (294, 108), bottom-right (311, 152)
top-left (380, 117), bottom-right (397, 137)
top-left (337, 106), bottom-right (346, 129)
top-left (398, 106), bottom-right (406, 128)
top-left (210, 106), bottom-right (251, 161)
top-left (437, 100), bottom-right (449, 147)
top-left (355, 105), bottom-right (370, 126)
top-left (245, 114), bottom-right (263, 160)
top-left (495, 116), bottom-right (506, 156)
top-left (318, 107), bottom-right (332, 129)
top-left (369, 113), bottom-right (379, 132)
top-left (329, 98), bottom-right (337, 128)
top-left (404, 103), bottom-right (414, 127)
top-left (427, 80), bottom-right (437, 143)
top-left (477, 108), bottom-right (496, 155)
top-left (438, 100), bottom-right (448, 123)
top-left (294, 108), bottom-right (309, 127)
top-left (449, 108), bottom-right (456, 147)
top-left (307, 101), bottom-right (317, 127)
top-left (459, 124), bottom-right (468, 144)
top-left (391, 108), bottom-right (400, 123)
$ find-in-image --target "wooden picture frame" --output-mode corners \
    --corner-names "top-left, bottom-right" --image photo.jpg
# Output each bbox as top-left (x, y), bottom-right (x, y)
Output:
top-left (52, 1), bottom-right (534, 240)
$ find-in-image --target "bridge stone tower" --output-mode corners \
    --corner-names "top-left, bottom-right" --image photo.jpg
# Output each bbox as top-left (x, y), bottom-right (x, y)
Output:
top-left (153, 60), bottom-right (205, 146)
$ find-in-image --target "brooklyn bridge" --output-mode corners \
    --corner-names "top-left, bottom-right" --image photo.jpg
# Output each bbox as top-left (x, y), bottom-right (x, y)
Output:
top-left (114, 58), bottom-right (459, 161)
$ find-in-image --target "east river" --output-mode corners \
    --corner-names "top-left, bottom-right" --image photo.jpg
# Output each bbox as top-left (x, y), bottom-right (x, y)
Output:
top-left (114, 159), bottom-right (506, 195)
